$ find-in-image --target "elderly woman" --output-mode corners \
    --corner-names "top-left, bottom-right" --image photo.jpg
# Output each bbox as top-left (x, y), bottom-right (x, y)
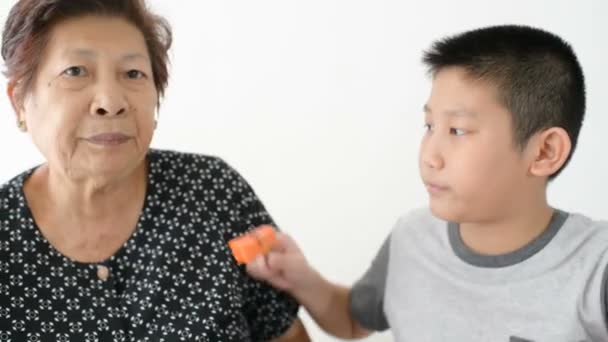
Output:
top-left (0, 1), bottom-right (310, 341)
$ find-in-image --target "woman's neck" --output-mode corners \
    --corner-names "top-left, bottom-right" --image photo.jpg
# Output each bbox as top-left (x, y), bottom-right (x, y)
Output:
top-left (23, 161), bottom-right (148, 262)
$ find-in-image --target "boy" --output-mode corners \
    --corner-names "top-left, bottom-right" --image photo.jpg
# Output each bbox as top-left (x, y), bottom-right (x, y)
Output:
top-left (247, 25), bottom-right (608, 341)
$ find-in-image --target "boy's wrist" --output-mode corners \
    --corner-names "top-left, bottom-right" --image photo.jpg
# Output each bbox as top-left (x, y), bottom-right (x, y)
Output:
top-left (291, 269), bottom-right (333, 308)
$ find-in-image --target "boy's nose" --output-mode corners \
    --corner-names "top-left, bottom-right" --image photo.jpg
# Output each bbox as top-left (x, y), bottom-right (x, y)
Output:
top-left (420, 138), bottom-right (445, 170)
top-left (422, 153), bottom-right (444, 170)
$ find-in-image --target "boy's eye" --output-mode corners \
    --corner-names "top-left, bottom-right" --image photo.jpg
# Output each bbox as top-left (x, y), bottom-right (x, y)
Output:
top-left (450, 128), bottom-right (466, 136)
top-left (424, 123), bottom-right (434, 132)
top-left (62, 66), bottom-right (87, 77)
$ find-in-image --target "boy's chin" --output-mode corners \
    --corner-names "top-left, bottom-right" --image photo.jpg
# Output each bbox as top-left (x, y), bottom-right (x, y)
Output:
top-left (429, 200), bottom-right (466, 223)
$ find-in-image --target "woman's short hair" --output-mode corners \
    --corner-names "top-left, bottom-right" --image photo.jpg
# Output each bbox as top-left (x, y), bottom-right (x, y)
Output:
top-left (2, 0), bottom-right (172, 103)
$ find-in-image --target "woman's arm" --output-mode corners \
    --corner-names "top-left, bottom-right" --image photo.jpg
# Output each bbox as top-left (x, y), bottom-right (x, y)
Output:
top-left (272, 318), bottom-right (311, 342)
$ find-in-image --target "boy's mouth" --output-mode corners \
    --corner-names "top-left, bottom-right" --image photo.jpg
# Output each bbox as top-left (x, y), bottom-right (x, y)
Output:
top-left (424, 181), bottom-right (449, 195)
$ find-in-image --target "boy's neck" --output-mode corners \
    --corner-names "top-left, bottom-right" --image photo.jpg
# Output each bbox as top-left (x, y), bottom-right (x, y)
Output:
top-left (459, 202), bottom-right (554, 256)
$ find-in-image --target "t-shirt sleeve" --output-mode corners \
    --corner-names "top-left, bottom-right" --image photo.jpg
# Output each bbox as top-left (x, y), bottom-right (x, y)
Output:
top-left (579, 249), bottom-right (608, 341)
top-left (603, 268), bottom-right (608, 331)
top-left (600, 262), bottom-right (608, 335)
top-left (349, 234), bottom-right (391, 331)
top-left (218, 158), bottom-right (300, 341)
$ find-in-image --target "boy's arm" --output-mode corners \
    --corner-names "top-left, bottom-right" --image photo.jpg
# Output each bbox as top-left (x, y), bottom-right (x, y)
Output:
top-left (247, 232), bottom-right (390, 339)
top-left (292, 272), bottom-right (371, 339)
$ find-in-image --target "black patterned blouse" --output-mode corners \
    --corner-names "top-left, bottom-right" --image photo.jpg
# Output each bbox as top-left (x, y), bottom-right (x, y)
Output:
top-left (0, 149), bottom-right (299, 342)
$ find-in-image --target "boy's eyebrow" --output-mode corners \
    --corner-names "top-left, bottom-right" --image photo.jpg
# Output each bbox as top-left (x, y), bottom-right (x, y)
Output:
top-left (423, 104), bottom-right (477, 118)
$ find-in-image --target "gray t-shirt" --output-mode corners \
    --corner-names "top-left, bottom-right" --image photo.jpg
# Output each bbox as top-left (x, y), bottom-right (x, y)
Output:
top-left (350, 208), bottom-right (608, 341)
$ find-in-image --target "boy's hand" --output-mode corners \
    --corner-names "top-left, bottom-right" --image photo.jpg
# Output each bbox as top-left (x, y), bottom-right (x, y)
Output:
top-left (246, 232), bottom-right (319, 298)
top-left (247, 230), bottom-right (370, 340)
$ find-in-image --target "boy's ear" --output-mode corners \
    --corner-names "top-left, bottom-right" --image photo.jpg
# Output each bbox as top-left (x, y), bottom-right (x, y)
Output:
top-left (528, 127), bottom-right (572, 178)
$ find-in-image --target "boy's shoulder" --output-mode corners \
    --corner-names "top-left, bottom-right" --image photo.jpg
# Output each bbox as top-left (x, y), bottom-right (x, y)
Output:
top-left (392, 207), bottom-right (447, 234)
top-left (394, 207), bottom-right (442, 227)
top-left (388, 208), bottom-right (608, 257)
top-left (388, 207), bottom-right (448, 247)
top-left (558, 211), bottom-right (608, 251)
top-left (562, 211), bottom-right (608, 231)
top-left (392, 207), bottom-right (608, 234)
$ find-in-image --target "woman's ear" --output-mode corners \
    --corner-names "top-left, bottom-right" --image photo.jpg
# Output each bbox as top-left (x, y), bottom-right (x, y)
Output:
top-left (7, 81), bottom-right (23, 117)
top-left (528, 127), bottom-right (572, 178)
top-left (7, 81), bottom-right (30, 132)
top-left (7, 81), bottom-right (28, 130)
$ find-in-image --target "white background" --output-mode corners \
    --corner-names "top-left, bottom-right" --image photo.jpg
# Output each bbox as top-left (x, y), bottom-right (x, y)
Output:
top-left (1, 1), bottom-right (607, 341)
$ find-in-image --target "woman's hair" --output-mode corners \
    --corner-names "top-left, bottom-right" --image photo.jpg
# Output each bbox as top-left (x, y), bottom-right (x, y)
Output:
top-left (2, 0), bottom-right (172, 103)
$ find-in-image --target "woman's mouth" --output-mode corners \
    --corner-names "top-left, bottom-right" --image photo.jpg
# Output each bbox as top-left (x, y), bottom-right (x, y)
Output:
top-left (85, 133), bottom-right (131, 146)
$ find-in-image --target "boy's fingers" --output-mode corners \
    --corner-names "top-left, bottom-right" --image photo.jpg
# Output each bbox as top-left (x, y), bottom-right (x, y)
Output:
top-left (274, 232), bottom-right (302, 254)
top-left (246, 255), bottom-right (292, 290)
top-left (246, 255), bottom-right (272, 279)
top-left (267, 250), bottom-right (296, 272)
top-left (266, 273), bottom-right (292, 290)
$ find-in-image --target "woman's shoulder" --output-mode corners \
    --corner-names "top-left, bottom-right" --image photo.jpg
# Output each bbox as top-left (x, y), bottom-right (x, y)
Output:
top-left (0, 169), bottom-right (32, 203)
top-left (146, 148), bottom-right (247, 189)
top-left (148, 148), bottom-right (224, 166)
top-left (0, 169), bottom-right (33, 224)
top-left (147, 148), bottom-right (237, 174)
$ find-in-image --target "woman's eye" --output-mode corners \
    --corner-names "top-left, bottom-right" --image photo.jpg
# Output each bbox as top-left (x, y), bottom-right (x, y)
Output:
top-left (450, 128), bottom-right (466, 136)
top-left (62, 66), bottom-right (87, 77)
top-left (126, 70), bottom-right (146, 79)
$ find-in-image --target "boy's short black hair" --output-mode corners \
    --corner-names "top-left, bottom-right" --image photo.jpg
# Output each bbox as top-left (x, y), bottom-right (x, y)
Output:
top-left (423, 25), bottom-right (586, 179)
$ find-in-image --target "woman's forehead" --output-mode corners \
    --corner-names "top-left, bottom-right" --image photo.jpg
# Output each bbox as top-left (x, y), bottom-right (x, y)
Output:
top-left (45, 15), bottom-right (149, 58)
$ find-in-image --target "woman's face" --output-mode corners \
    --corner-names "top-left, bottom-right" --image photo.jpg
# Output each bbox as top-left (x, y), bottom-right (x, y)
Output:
top-left (11, 15), bottom-right (158, 183)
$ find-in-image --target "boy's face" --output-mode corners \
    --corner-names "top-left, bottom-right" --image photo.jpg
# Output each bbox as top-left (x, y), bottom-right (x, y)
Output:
top-left (419, 67), bottom-right (533, 223)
